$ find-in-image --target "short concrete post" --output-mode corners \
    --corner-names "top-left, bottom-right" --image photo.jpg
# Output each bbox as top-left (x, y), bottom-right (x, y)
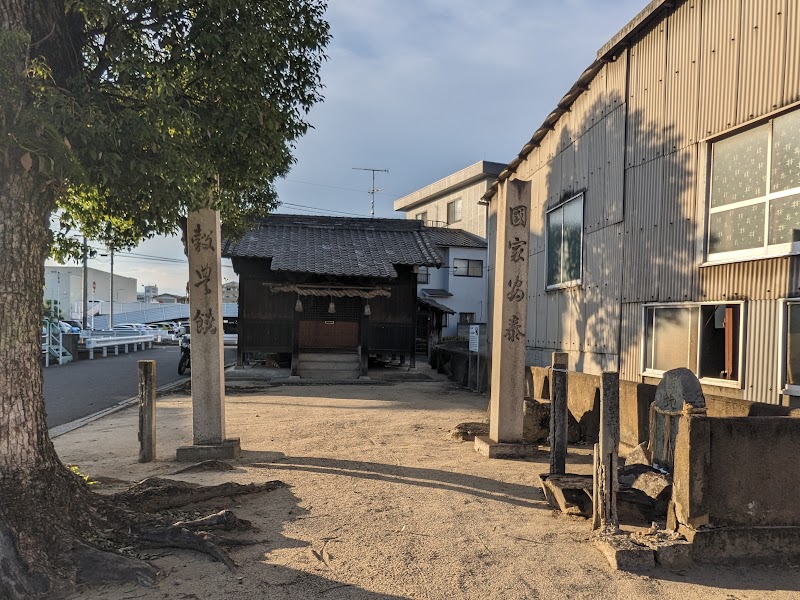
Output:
top-left (593, 371), bottom-right (620, 532)
top-left (549, 352), bottom-right (568, 475)
top-left (138, 360), bottom-right (157, 463)
top-left (102, 347), bottom-right (107, 358)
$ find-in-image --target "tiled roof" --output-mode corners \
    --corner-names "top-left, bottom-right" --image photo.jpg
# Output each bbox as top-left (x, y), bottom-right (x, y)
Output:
top-left (417, 296), bottom-right (455, 314)
top-left (223, 214), bottom-right (443, 279)
top-left (423, 227), bottom-right (487, 248)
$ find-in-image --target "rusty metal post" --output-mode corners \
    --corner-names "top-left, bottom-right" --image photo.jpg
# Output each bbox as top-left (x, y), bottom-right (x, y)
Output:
top-left (549, 352), bottom-right (569, 475)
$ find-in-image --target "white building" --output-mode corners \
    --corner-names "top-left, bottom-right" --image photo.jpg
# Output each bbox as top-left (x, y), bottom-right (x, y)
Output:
top-left (396, 161), bottom-right (504, 339)
top-left (44, 266), bottom-right (137, 321)
top-left (419, 228), bottom-right (489, 338)
top-left (394, 160), bottom-right (505, 237)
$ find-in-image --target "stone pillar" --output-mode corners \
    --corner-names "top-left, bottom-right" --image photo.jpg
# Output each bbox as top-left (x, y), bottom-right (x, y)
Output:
top-left (593, 371), bottom-right (620, 532)
top-left (176, 208), bottom-right (240, 461)
top-left (549, 352), bottom-right (569, 474)
top-left (475, 179), bottom-right (536, 459)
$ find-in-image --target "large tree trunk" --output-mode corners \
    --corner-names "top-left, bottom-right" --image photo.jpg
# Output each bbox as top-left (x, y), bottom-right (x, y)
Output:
top-left (0, 3), bottom-right (93, 597)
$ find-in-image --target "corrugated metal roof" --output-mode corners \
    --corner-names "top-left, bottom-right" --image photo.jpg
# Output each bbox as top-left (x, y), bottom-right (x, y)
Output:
top-left (223, 215), bottom-right (442, 279)
top-left (423, 227), bottom-right (487, 248)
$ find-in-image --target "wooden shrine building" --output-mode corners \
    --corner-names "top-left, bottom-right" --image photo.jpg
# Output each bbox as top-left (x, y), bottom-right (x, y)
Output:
top-left (223, 215), bottom-right (443, 378)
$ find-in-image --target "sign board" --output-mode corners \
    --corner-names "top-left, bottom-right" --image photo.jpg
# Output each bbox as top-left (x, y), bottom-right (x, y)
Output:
top-left (469, 324), bottom-right (479, 352)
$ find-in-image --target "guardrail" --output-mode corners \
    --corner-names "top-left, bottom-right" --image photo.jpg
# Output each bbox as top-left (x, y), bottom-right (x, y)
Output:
top-left (84, 333), bottom-right (155, 359)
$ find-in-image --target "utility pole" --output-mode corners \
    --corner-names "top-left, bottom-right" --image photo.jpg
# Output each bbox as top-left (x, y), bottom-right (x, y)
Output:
top-left (352, 167), bottom-right (388, 218)
top-left (82, 237), bottom-right (89, 330)
top-left (109, 250), bottom-right (114, 328)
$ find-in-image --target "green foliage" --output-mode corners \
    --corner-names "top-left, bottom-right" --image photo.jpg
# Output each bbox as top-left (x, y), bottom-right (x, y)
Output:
top-left (3, 0), bottom-right (330, 253)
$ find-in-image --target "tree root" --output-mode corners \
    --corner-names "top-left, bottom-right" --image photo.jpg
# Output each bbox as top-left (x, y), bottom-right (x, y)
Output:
top-left (72, 542), bottom-right (159, 587)
top-left (173, 460), bottom-right (236, 474)
top-left (112, 477), bottom-right (286, 512)
top-left (135, 524), bottom-right (237, 572)
top-left (173, 509), bottom-right (253, 531)
top-left (0, 524), bottom-right (50, 600)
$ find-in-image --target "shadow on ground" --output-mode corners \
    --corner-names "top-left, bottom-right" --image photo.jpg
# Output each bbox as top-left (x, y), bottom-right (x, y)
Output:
top-left (241, 451), bottom-right (545, 509)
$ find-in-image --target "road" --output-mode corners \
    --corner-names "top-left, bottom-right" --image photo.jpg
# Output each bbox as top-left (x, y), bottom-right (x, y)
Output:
top-left (43, 345), bottom-right (236, 428)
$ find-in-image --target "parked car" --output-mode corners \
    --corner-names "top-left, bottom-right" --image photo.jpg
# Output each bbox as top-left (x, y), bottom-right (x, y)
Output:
top-left (57, 321), bottom-right (80, 334)
top-left (63, 319), bottom-right (83, 331)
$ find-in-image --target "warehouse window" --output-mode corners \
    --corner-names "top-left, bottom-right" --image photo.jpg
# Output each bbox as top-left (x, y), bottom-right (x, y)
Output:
top-left (546, 193), bottom-right (584, 288)
top-left (642, 302), bottom-right (743, 386)
top-left (782, 301), bottom-right (800, 395)
top-left (447, 199), bottom-right (462, 224)
top-left (707, 108), bottom-right (800, 262)
top-left (453, 258), bottom-right (482, 277)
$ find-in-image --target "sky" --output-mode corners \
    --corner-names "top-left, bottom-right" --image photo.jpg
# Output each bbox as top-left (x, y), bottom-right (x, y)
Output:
top-left (48, 0), bottom-right (645, 296)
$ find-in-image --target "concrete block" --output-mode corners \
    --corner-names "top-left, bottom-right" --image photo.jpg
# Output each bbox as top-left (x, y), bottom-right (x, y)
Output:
top-left (654, 540), bottom-right (693, 570)
top-left (473, 435), bottom-right (537, 459)
top-left (450, 422), bottom-right (489, 442)
top-left (594, 534), bottom-right (655, 572)
top-left (176, 437), bottom-right (241, 462)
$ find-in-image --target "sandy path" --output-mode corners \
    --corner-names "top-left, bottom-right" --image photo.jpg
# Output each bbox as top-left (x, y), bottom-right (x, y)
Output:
top-left (55, 369), bottom-right (800, 599)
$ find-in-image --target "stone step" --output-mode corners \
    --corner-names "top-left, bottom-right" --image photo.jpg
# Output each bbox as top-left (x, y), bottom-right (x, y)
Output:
top-left (298, 352), bottom-right (360, 365)
top-left (299, 369), bottom-right (361, 380)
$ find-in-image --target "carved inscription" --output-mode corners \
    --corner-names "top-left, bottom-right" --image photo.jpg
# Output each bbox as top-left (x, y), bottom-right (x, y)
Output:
top-left (507, 276), bottom-right (525, 302)
top-left (509, 205), bottom-right (527, 227)
top-left (194, 265), bottom-right (213, 295)
top-left (191, 224), bottom-right (215, 253)
top-left (505, 315), bottom-right (524, 342)
top-left (508, 237), bottom-right (527, 263)
top-left (193, 308), bottom-right (218, 334)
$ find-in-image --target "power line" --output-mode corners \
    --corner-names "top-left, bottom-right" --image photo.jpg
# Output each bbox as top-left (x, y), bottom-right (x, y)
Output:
top-left (284, 178), bottom-right (400, 198)
top-left (280, 202), bottom-right (370, 218)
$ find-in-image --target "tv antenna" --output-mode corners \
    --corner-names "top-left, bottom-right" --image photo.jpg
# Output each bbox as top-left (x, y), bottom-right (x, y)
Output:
top-left (353, 167), bottom-right (388, 217)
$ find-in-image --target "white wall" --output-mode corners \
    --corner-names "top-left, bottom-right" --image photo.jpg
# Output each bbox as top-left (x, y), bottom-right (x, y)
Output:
top-left (419, 246), bottom-right (488, 338)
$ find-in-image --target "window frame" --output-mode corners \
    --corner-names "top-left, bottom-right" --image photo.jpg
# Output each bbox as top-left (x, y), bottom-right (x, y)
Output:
top-left (459, 312), bottom-right (476, 325)
top-left (415, 211), bottom-right (427, 222)
top-left (704, 109), bottom-right (800, 265)
top-left (640, 301), bottom-right (746, 389)
top-left (779, 299), bottom-right (800, 397)
top-left (545, 192), bottom-right (584, 290)
top-left (452, 258), bottom-right (483, 278)
top-left (417, 266), bottom-right (430, 284)
top-left (446, 198), bottom-right (462, 224)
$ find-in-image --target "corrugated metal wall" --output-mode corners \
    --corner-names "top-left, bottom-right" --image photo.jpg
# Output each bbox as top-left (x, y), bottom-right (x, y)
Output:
top-left (516, 0), bottom-right (798, 401)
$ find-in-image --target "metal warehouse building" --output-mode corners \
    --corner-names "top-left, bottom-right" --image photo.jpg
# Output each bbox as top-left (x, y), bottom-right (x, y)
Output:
top-left (486, 0), bottom-right (800, 405)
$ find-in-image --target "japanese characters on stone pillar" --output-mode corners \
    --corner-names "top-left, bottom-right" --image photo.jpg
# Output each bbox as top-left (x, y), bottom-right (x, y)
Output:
top-left (488, 178), bottom-right (532, 444)
top-left (176, 208), bottom-right (240, 460)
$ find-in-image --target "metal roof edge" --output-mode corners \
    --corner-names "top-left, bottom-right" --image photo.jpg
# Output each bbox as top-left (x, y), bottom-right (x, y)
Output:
top-left (483, 0), bottom-right (681, 202)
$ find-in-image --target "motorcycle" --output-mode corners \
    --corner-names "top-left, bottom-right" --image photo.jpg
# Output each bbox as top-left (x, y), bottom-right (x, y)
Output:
top-left (178, 332), bottom-right (191, 375)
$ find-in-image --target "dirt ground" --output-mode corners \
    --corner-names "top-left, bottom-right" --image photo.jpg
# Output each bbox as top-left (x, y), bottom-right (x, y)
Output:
top-left (54, 366), bottom-right (800, 599)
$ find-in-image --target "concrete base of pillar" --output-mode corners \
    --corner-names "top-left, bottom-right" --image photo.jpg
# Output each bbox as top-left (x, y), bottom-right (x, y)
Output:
top-left (473, 435), bottom-right (537, 459)
top-left (594, 533), bottom-right (655, 572)
top-left (176, 437), bottom-right (241, 462)
top-left (288, 375), bottom-right (301, 380)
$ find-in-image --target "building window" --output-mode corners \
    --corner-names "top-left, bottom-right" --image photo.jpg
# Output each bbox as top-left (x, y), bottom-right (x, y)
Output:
top-left (453, 258), bottom-right (482, 277)
top-left (707, 108), bottom-right (800, 262)
top-left (447, 199), bottom-right (462, 224)
top-left (642, 302), bottom-right (744, 386)
top-left (459, 312), bottom-right (475, 325)
top-left (415, 211), bottom-right (427, 222)
top-left (417, 266), bottom-right (430, 284)
top-left (782, 301), bottom-right (800, 395)
top-left (546, 193), bottom-right (584, 288)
